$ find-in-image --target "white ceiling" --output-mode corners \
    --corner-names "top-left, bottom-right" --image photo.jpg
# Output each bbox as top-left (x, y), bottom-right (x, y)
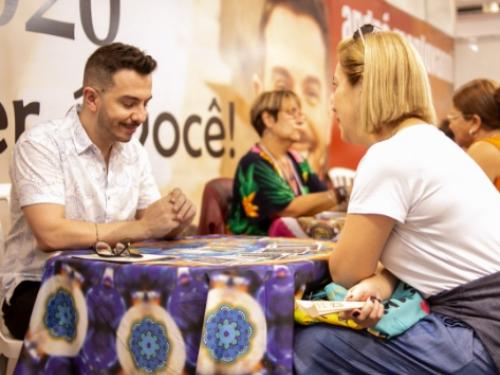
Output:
top-left (385, 0), bottom-right (499, 37)
top-left (456, 0), bottom-right (493, 6)
top-left (454, 0), bottom-right (500, 38)
top-left (455, 0), bottom-right (500, 13)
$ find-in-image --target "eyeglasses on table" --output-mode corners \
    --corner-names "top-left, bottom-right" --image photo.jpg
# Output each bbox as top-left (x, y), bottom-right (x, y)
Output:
top-left (94, 239), bottom-right (143, 258)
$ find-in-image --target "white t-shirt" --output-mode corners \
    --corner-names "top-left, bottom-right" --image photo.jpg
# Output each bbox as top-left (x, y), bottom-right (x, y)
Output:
top-left (348, 124), bottom-right (500, 297)
top-left (0, 106), bottom-right (161, 305)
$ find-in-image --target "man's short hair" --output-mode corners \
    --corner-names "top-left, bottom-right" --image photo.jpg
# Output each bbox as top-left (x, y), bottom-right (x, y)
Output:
top-left (83, 42), bottom-right (157, 89)
top-left (250, 89), bottom-right (300, 136)
top-left (337, 30), bottom-right (436, 135)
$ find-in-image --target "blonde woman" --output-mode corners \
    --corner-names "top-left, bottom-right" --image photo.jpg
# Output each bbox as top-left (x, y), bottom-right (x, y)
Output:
top-left (449, 78), bottom-right (500, 190)
top-left (294, 26), bottom-right (500, 374)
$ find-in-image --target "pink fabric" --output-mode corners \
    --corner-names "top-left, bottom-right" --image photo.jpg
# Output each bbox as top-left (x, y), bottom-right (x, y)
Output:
top-left (268, 215), bottom-right (345, 240)
top-left (268, 217), bottom-right (308, 238)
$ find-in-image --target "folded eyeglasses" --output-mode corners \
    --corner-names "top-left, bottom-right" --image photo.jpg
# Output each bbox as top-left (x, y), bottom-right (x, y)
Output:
top-left (94, 239), bottom-right (143, 258)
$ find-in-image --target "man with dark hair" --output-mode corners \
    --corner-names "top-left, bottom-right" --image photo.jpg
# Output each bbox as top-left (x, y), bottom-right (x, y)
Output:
top-left (0, 42), bottom-right (196, 339)
top-left (254, 0), bottom-right (331, 175)
top-left (83, 42), bottom-right (158, 87)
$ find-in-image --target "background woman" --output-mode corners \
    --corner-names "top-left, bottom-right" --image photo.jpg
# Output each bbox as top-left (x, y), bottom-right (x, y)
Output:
top-left (228, 90), bottom-right (346, 235)
top-left (449, 78), bottom-right (500, 190)
top-left (294, 26), bottom-right (500, 374)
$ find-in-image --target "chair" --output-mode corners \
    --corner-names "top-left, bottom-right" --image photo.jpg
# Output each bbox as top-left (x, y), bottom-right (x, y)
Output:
top-left (0, 325), bottom-right (22, 375)
top-left (198, 178), bottom-right (234, 235)
top-left (0, 182), bottom-right (11, 262)
top-left (0, 183), bottom-right (22, 375)
top-left (328, 167), bottom-right (356, 189)
top-left (0, 183), bottom-right (11, 237)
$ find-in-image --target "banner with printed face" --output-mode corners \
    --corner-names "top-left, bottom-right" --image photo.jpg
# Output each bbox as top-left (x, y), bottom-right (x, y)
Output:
top-left (327, 0), bottom-right (454, 168)
top-left (0, 0), bottom-right (453, 221)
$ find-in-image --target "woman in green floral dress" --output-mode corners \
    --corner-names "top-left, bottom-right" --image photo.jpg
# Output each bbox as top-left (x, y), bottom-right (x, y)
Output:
top-left (228, 90), bottom-right (347, 235)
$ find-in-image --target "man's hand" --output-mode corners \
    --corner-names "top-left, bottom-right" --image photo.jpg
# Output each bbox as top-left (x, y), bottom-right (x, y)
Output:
top-left (141, 188), bottom-right (196, 239)
top-left (165, 188), bottom-right (196, 237)
top-left (140, 197), bottom-right (179, 238)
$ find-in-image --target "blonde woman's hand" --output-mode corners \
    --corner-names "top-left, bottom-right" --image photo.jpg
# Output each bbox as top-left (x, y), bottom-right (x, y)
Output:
top-left (339, 279), bottom-right (385, 329)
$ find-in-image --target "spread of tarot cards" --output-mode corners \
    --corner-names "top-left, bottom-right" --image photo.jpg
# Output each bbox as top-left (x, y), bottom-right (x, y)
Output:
top-left (129, 235), bottom-right (335, 265)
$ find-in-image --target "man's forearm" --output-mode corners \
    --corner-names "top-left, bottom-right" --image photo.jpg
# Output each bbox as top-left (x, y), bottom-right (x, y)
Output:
top-left (34, 218), bottom-right (152, 252)
top-left (24, 195), bottom-right (194, 252)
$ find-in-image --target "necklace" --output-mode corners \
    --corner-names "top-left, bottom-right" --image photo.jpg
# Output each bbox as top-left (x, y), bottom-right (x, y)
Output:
top-left (258, 143), bottom-right (305, 195)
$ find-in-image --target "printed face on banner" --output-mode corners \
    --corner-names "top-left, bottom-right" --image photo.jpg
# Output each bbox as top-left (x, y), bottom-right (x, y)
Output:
top-left (259, 4), bottom-right (330, 171)
top-left (261, 6), bottom-right (327, 131)
top-left (0, 0), bottom-right (455, 222)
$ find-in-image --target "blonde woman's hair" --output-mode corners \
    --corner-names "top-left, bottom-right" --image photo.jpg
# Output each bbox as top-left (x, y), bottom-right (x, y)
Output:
top-left (337, 30), bottom-right (436, 135)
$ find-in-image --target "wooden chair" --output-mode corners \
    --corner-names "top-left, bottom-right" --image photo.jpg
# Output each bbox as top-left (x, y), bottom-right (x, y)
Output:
top-left (328, 167), bottom-right (355, 189)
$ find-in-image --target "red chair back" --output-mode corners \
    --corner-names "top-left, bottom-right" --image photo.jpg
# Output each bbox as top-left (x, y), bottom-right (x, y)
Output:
top-left (198, 178), bottom-right (234, 235)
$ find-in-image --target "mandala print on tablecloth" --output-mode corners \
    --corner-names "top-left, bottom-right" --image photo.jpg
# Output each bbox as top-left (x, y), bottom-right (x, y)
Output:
top-left (44, 288), bottom-right (78, 341)
top-left (128, 317), bottom-right (169, 373)
top-left (203, 304), bottom-right (253, 362)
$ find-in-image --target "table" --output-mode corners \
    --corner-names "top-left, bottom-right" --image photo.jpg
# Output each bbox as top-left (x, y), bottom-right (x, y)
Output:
top-left (15, 236), bottom-right (333, 375)
top-left (268, 212), bottom-right (346, 240)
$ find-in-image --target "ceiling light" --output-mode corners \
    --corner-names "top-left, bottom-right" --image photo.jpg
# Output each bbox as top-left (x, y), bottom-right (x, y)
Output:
top-left (467, 37), bottom-right (479, 53)
top-left (483, 2), bottom-right (499, 13)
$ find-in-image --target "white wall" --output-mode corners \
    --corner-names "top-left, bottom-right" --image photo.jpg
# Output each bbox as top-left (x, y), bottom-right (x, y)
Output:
top-left (455, 35), bottom-right (500, 87)
top-left (426, 0), bottom-right (456, 36)
top-left (384, 0), bottom-right (455, 35)
top-left (384, 0), bottom-right (427, 20)
top-left (454, 12), bottom-right (500, 87)
top-left (386, 0), bottom-right (500, 91)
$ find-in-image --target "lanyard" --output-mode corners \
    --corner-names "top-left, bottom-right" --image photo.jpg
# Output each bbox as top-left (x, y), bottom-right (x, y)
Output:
top-left (258, 143), bottom-right (305, 195)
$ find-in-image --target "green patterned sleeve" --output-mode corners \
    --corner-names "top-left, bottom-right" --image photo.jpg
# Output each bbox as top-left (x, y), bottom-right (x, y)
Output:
top-left (252, 159), bottom-right (295, 217)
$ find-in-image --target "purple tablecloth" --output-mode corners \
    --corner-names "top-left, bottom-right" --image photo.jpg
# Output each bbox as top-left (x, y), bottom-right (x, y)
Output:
top-left (15, 236), bottom-right (331, 375)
